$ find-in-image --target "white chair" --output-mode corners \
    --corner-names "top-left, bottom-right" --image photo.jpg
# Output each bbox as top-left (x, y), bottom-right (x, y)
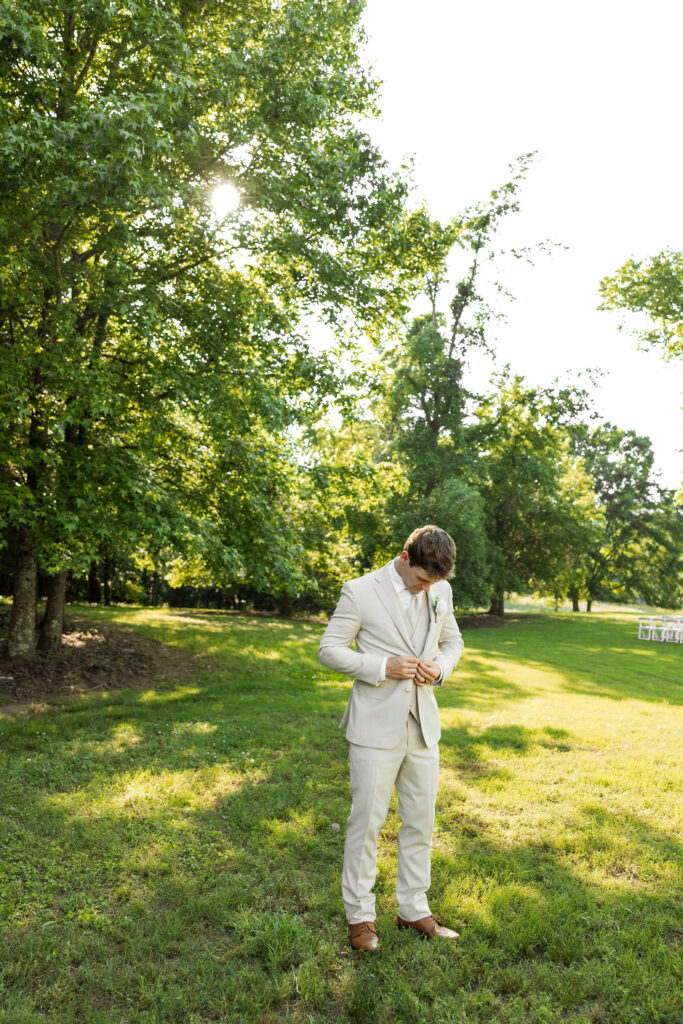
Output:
top-left (665, 616), bottom-right (683, 642)
top-left (638, 617), bottom-right (655, 640)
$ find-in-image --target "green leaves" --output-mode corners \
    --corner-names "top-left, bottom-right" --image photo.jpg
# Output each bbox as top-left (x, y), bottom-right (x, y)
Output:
top-left (1, 0), bottom-right (416, 613)
top-left (599, 249), bottom-right (683, 361)
top-left (570, 423), bottom-right (682, 607)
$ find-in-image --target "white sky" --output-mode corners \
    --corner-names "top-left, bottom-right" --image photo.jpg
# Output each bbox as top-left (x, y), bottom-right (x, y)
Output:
top-left (360, 0), bottom-right (683, 488)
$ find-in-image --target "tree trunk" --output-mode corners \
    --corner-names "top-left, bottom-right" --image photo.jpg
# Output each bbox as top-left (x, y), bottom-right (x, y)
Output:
top-left (572, 597), bottom-right (579, 612)
top-left (280, 592), bottom-right (291, 618)
top-left (488, 587), bottom-right (504, 616)
top-left (102, 551), bottom-right (111, 605)
top-left (149, 570), bottom-right (160, 606)
top-left (88, 561), bottom-right (101, 604)
top-left (586, 599), bottom-right (592, 612)
top-left (6, 530), bottom-right (37, 658)
top-left (37, 571), bottom-right (67, 652)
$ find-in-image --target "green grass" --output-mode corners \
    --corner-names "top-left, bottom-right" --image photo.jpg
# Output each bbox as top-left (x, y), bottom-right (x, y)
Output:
top-left (1, 606), bottom-right (681, 1024)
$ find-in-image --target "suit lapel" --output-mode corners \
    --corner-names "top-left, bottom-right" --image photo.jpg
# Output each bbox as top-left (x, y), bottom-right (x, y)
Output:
top-left (373, 561), bottom-right (417, 653)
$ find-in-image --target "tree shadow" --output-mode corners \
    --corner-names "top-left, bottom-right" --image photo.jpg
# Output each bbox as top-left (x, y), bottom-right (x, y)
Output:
top-left (3, 677), bottom-right (682, 1023)
top-left (457, 615), bottom-right (683, 706)
top-left (2, 610), bottom-right (682, 1021)
top-left (347, 803), bottom-right (682, 1023)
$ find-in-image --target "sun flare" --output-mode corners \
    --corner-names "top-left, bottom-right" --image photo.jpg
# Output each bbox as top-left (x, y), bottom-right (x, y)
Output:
top-left (211, 183), bottom-right (240, 218)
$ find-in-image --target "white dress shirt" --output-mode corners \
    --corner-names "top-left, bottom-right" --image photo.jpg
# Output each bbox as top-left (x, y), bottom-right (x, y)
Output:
top-left (377, 561), bottom-right (435, 683)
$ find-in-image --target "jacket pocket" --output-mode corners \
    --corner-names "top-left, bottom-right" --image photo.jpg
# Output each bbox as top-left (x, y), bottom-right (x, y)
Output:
top-left (355, 682), bottom-right (388, 700)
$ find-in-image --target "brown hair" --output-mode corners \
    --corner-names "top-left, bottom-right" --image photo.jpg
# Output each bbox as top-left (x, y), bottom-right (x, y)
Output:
top-left (404, 524), bottom-right (456, 579)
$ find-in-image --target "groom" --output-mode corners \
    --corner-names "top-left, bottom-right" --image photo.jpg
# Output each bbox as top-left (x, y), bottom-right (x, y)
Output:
top-left (319, 525), bottom-right (464, 951)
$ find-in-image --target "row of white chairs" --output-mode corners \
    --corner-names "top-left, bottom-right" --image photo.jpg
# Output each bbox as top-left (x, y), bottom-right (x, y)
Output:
top-left (638, 616), bottom-right (683, 642)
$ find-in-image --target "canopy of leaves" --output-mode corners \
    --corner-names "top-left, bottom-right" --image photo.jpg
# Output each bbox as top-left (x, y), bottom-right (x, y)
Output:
top-left (571, 423), bottom-right (681, 606)
top-left (0, 0), bottom-right (413, 593)
top-left (474, 376), bottom-right (600, 600)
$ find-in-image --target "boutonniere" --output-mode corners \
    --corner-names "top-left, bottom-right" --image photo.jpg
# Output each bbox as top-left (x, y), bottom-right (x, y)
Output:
top-left (432, 595), bottom-right (447, 622)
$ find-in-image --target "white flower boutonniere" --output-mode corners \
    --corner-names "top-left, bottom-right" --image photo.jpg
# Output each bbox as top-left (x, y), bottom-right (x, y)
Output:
top-left (432, 595), bottom-right (447, 623)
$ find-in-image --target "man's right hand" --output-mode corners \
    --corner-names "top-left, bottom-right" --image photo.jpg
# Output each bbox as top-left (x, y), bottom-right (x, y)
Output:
top-left (385, 656), bottom-right (419, 680)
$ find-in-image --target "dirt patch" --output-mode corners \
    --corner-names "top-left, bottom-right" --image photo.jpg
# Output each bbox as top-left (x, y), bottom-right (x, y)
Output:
top-left (0, 617), bottom-right (199, 714)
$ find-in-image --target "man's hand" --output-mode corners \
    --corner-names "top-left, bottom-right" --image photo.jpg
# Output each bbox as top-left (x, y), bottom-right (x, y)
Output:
top-left (414, 659), bottom-right (441, 686)
top-left (385, 656), bottom-right (419, 680)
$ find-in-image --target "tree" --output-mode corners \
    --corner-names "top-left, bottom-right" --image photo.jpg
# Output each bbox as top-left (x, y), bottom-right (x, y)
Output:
top-left (599, 250), bottom-right (683, 361)
top-left (535, 449), bottom-right (604, 612)
top-left (379, 156), bottom-right (544, 609)
top-left (629, 493), bottom-right (683, 610)
top-left (294, 416), bottom-right (403, 605)
top-left (0, 0), bottom-right (412, 655)
top-left (473, 376), bottom-right (596, 615)
top-left (571, 423), bottom-right (680, 608)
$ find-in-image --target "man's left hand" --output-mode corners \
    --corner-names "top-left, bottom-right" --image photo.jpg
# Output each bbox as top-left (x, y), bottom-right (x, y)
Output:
top-left (414, 660), bottom-right (441, 686)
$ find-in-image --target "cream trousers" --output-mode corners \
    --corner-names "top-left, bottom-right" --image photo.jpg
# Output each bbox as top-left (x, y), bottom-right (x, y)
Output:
top-left (342, 714), bottom-right (439, 924)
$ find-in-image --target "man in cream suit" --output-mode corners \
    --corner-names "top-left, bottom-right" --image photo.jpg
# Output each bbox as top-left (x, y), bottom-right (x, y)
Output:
top-left (319, 525), bottom-right (464, 951)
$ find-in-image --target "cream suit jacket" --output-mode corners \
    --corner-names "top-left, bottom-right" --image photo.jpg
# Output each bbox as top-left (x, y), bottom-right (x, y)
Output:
top-left (318, 560), bottom-right (464, 749)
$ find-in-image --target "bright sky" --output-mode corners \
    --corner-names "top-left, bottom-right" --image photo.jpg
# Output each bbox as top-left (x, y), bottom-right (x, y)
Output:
top-left (361, 0), bottom-right (683, 488)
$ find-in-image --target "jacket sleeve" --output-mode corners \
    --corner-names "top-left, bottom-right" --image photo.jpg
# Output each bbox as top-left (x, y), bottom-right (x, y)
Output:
top-left (432, 601), bottom-right (464, 687)
top-left (318, 582), bottom-right (385, 685)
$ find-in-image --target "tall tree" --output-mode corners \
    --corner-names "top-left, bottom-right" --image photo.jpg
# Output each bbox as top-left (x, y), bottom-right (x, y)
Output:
top-left (571, 423), bottom-right (680, 608)
top-left (473, 376), bottom-right (597, 615)
top-left (380, 157), bottom-right (537, 608)
top-left (0, 0), bottom-right (411, 655)
top-left (629, 492), bottom-right (683, 610)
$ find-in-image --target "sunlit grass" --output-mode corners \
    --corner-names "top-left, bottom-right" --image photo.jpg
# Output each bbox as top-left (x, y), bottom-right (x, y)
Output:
top-left (0, 605), bottom-right (681, 1023)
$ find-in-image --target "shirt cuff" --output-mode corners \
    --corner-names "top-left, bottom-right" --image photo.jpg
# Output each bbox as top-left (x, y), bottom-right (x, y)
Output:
top-left (377, 657), bottom-right (387, 684)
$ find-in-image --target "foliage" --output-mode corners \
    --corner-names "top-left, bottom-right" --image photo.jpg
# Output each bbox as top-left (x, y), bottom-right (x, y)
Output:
top-left (570, 423), bottom-right (681, 607)
top-left (295, 417), bottom-right (402, 602)
top-left (2, 2), bottom-right (680, 631)
top-left (0, 0), bottom-right (417, 648)
top-left (377, 160), bottom-right (538, 608)
top-left (473, 375), bottom-right (600, 612)
top-left (599, 249), bottom-right (683, 360)
top-left (394, 474), bottom-right (491, 608)
top-left (375, 158), bottom-right (615, 613)
top-left (630, 493), bottom-right (683, 609)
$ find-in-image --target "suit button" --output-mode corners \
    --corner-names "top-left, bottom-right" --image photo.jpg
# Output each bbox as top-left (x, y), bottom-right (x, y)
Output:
top-left (405, 687), bottom-right (411, 692)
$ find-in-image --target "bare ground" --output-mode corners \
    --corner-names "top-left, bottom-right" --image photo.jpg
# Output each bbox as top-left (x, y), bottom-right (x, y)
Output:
top-left (0, 616), bottom-right (199, 714)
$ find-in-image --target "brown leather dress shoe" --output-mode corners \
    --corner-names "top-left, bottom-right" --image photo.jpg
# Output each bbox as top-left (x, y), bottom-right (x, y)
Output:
top-left (348, 921), bottom-right (379, 951)
top-left (397, 914), bottom-right (459, 941)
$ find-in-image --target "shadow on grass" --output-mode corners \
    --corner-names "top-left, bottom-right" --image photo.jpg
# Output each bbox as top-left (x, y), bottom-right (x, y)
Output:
top-left (0, 670), bottom-right (352, 1020)
top-left (2, 669), bottom-right (682, 1023)
top-left (342, 801), bottom-right (683, 1024)
top-left (455, 614), bottom-right (683, 706)
top-left (1, 609), bottom-right (682, 1022)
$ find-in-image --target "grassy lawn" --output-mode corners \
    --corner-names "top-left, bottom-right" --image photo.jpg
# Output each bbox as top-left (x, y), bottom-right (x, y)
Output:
top-left (1, 607), bottom-right (681, 1024)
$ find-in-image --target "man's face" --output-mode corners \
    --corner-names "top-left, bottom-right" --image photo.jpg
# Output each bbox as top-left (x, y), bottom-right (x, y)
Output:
top-left (396, 550), bottom-right (441, 594)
